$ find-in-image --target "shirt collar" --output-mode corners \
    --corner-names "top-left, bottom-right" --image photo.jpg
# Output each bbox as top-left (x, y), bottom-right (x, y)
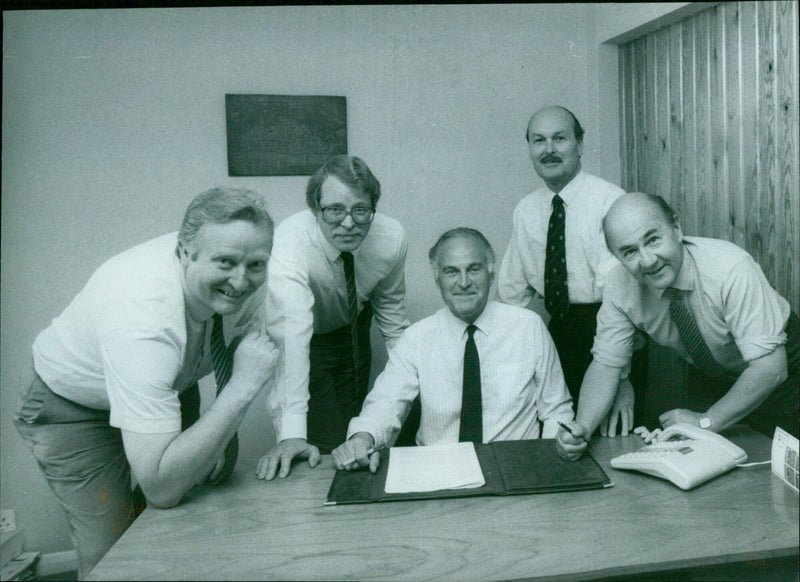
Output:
top-left (442, 301), bottom-right (494, 338)
top-left (663, 239), bottom-right (696, 295)
top-left (546, 170), bottom-right (585, 206)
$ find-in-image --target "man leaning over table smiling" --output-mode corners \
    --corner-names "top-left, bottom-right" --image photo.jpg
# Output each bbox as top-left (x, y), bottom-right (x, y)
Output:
top-left (557, 192), bottom-right (799, 461)
top-left (14, 188), bottom-right (278, 579)
top-left (332, 228), bottom-right (574, 473)
top-left (257, 155), bottom-right (410, 480)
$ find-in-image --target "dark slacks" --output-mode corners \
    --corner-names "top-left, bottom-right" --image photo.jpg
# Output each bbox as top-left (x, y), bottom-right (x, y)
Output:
top-left (685, 311), bottom-right (800, 438)
top-left (14, 375), bottom-right (200, 579)
top-left (307, 303), bottom-right (373, 453)
top-left (547, 303), bottom-right (602, 405)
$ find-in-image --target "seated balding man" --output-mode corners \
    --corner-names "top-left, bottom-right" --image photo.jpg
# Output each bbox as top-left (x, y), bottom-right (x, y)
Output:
top-left (557, 193), bottom-right (798, 460)
top-left (332, 227), bottom-right (573, 473)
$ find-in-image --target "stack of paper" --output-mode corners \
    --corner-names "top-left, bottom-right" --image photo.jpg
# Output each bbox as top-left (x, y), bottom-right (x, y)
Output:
top-left (384, 442), bottom-right (485, 493)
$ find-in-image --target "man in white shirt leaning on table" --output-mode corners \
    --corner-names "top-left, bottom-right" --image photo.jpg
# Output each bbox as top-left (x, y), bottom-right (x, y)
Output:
top-left (332, 227), bottom-right (574, 473)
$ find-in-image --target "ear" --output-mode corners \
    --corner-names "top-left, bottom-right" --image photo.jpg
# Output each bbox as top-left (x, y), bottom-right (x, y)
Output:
top-left (576, 138), bottom-right (584, 158)
top-left (673, 217), bottom-right (684, 240)
top-left (177, 241), bottom-right (191, 265)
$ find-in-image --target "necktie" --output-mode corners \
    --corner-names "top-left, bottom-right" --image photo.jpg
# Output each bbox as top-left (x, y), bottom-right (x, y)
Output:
top-left (664, 287), bottom-right (728, 377)
top-left (459, 325), bottom-right (483, 443)
top-left (545, 194), bottom-right (569, 322)
top-left (341, 252), bottom-right (361, 404)
top-left (210, 313), bottom-right (239, 484)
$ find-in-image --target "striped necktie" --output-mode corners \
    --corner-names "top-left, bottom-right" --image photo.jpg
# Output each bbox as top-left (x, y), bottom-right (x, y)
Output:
top-left (341, 252), bottom-right (361, 404)
top-left (545, 194), bottom-right (569, 321)
top-left (209, 313), bottom-right (239, 484)
top-left (459, 325), bottom-right (483, 443)
top-left (664, 287), bottom-right (728, 377)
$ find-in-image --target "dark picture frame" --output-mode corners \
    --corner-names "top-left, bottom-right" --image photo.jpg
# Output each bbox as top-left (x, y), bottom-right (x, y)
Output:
top-left (226, 94), bottom-right (348, 176)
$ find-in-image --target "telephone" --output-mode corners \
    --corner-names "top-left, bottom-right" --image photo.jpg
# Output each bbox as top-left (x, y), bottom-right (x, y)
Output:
top-left (610, 423), bottom-right (748, 490)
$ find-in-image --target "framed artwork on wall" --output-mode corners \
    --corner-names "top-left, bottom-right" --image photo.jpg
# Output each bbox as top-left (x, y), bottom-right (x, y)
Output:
top-left (225, 94), bottom-right (348, 176)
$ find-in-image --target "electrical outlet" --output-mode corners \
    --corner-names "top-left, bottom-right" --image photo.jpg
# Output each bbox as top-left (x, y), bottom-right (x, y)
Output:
top-left (0, 509), bottom-right (16, 533)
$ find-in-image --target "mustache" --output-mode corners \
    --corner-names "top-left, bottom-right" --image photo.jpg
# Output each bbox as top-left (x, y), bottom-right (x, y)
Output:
top-left (540, 154), bottom-right (562, 164)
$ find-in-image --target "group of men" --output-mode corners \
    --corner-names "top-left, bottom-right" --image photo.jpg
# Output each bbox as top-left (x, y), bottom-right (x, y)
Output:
top-left (15, 106), bottom-right (798, 578)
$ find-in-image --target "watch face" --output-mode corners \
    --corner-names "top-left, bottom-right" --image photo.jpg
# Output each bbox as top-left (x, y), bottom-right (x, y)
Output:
top-left (700, 418), bottom-right (711, 429)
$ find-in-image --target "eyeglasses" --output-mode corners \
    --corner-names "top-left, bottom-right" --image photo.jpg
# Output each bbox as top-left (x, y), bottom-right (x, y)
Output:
top-left (319, 206), bottom-right (375, 225)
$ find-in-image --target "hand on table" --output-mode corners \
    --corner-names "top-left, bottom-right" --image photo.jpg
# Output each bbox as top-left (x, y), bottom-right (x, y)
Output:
top-left (600, 378), bottom-right (634, 437)
top-left (256, 438), bottom-right (320, 481)
top-left (331, 433), bottom-right (380, 473)
top-left (659, 409), bottom-right (705, 430)
top-left (555, 421), bottom-right (590, 461)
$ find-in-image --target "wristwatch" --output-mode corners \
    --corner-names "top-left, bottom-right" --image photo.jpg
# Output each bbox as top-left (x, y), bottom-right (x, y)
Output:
top-left (699, 417), bottom-right (712, 429)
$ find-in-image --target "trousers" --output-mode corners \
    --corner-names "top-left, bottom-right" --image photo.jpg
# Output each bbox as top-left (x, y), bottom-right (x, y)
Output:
top-left (14, 373), bottom-right (200, 579)
top-left (307, 303), bottom-right (373, 453)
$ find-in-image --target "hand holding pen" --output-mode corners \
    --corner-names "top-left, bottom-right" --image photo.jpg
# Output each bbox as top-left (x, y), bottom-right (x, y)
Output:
top-left (331, 433), bottom-right (382, 474)
top-left (556, 421), bottom-right (591, 461)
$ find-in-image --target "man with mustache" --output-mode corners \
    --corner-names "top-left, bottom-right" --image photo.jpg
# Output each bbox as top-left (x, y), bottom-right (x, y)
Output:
top-left (257, 155), bottom-right (410, 480)
top-left (14, 188), bottom-right (278, 578)
top-left (498, 106), bottom-right (633, 435)
top-left (557, 193), bottom-right (798, 461)
top-left (331, 228), bottom-right (573, 472)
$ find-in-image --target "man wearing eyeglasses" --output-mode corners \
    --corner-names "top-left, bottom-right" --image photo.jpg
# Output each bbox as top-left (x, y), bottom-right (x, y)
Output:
top-left (257, 155), bottom-right (410, 480)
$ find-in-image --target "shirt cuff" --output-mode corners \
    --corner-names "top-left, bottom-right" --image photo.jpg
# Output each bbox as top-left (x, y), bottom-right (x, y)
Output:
top-left (347, 417), bottom-right (383, 448)
top-left (591, 339), bottom-right (632, 369)
top-left (735, 332), bottom-right (787, 362)
top-left (278, 413), bottom-right (307, 442)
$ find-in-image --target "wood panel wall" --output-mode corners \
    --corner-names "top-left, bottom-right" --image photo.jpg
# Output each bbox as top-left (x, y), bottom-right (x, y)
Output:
top-left (619, 1), bottom-right (799, 313)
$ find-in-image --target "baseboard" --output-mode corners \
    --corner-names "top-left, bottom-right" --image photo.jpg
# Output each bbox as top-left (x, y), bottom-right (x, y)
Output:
top-left (35, 550), bottom-right (78, 577)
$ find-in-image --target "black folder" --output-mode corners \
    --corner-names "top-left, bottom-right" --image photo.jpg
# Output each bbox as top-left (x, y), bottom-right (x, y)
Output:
top-left (324, 439), bottom-right (613, 505)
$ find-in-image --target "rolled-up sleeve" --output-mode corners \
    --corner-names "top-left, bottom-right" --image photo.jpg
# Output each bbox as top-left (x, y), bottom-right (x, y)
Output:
top-left (723, 258), bottom-right (790, 361)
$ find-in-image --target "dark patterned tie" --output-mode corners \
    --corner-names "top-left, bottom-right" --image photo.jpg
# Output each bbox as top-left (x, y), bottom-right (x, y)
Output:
top-left (341, 252), bottom-right (361, 405)
top-left (210, 313), bottom-right (239, 484)
top-left (459, 325), bottom-right (482, 443)
top-left (664, 287), bottom-right (729, 377)
top-left (545, 194), bottom-right (569, 322)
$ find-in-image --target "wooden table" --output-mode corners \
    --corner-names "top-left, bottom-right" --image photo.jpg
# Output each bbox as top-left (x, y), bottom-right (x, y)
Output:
top-left (87, 427), bottom-right (798, 581)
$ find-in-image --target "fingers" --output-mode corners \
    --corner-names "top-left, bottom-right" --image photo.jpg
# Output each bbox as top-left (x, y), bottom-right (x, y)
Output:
top-left (607, 411), bottom-right (619, 438)
top-left (621, 406), bottom-right (633, 436)
top-left (255, 453), bottom-right (278, 481)
top-left (307, 445), bottom-right (321, 468)
top-left (599, 416), bottom-right (608, 437)
top-left (368, 451), bottom-right (381, 474)
top-left (208, 457), bottom-right (225, 483)
top-left (276, 451), bottom-right (295, 479)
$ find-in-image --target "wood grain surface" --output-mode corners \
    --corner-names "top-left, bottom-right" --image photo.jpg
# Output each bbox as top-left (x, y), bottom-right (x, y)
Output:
top-left (87, 428), bottom-right (798, 581)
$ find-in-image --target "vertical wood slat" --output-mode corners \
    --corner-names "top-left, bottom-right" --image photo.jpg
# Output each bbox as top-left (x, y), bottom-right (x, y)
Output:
top-left (740, 1), bottom-right (762, 263)
top-left (655, 28), bottom-right (672, 200)
top-left (776, 0), bottom-right (799, 310)
top-left (758, 1), bottom-right (779, 289)
top-left (724, 2), bottom-right (746, 249)
top-left (680, 17), bottom-right (696, 229)
top-left (618, 0), bottom-right (799, 315)
top-left (693, 9), bottom-right (711, 238)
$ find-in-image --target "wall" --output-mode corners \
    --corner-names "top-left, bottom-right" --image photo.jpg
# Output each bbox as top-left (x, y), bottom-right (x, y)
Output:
top-left (1, 5), bottom-right (618, 555)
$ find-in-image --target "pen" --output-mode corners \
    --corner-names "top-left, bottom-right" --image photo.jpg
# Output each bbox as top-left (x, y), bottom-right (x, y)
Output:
top-left (557, 421), bottom-right (592, 448)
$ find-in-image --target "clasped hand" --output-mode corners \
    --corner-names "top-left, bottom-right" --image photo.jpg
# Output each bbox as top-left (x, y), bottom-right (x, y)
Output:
top-left (555, 421), bottom-right (590, 461)
top-left (331, 433), bottom-right (380, 474)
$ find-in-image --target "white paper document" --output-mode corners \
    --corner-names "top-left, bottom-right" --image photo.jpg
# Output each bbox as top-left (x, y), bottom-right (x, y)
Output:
top-left (384, 442), bottom-right (486, 494)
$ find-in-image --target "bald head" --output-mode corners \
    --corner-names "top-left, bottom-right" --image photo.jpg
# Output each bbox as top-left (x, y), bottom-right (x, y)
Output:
top-left (526, 106), bottom-right (584, 193)
top-left (526, 106), bottom-right (584, 144)
top-left (603, 193), bottom-right (684, 289)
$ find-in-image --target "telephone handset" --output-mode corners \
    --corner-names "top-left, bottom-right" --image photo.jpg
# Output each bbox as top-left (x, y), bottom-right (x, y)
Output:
top-left (610, 423), bottom-right (748, 490)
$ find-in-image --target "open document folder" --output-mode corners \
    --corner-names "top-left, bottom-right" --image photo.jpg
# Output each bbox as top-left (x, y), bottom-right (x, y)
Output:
top-left (325, 439), bottom-right (613, 505)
